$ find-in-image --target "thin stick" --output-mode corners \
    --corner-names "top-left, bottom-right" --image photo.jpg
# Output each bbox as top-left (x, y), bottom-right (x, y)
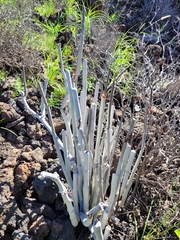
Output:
top-left (74, 7), bottom-right (85, 86)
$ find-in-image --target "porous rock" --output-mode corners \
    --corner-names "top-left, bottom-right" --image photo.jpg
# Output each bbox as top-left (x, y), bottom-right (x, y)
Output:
top-left (53, 117), bottom-right (66, 134)
top-left (15, 136), bottom-right (31, 149)
top-left (13, 163), bottom-right (31, 196)
top-left (12, 231), bottom-right (34, 240)
top-left (41, 140), bottom-right (54, 159)
top-left (32, 177), bottom-right (58, 204)
top-left (0, 91), bottom-right (12, 102)
top-left (49, 217), bottom-right (77, 240)
top-left (22, 197), bottom-right (56, 221)
top-left (22, 109), bottom-right (37, 124)
top-left (1, 142), bottom-right (20, 167)
top-left (26, 123), bottom-right (42, 140)
top-left (47, 219), bottom-right (63, 240)
top-left (0, 167), bottom-right (14, 196)
top-left (6, 131), bottom-right (18, 142)
top-left (6, 116), bottom-right (25, 130)
top-left (28, 215), bottom-right (51, 240)
top-left (0, 102), bottom-right (21, 124)
top-left (13, 162), bottom-right (41, 199)
top-left (19, 147), bottom-right (44, 163)
top-left (0, 196), bottom-right (29, 238)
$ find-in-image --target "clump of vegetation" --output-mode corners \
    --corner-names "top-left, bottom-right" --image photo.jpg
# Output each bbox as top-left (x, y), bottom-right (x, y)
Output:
top-left (12, 76), bottom-right (24, 97)
top-left (21, 14), bottom-right (148, 238)
top-left (0, 70), bottom-right (5, 80)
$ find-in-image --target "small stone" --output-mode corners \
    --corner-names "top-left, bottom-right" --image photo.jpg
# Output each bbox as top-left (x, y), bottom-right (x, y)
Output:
top-left (13, 163), bottom-right (31, 198)
top-left (27, 123), bottom-right (42, 140)
top-left (12, 230), bottom-right (34, 240)
top-left (20, 152), bottom-right (32, 162)
top-left (19, 147), bottom-right (44, 163)
top-left (6, 131), bottom-right (18, 142)
top-left (22, 109), bottom-right (37, 124)
top-left (21, 145), bottom-right (33, 152)
top-left (53, 118), bottom-right (66, 134)
top-left (28, 215), bottom-right (50, 240)
top-left (26, 99), bottom-right (39, 112)
top-left (1, 76), bottom-right (16, 89)
top-left (41, 140), bottom-right (54, 159)
top-left (31, 140), bottom-right (41, 149)
top-left (15, 136), bottom-right (31, 149)
top-left (0, 102), bottom-right (21, 123)
top-left (3, 156), bottom-right (16, 167)
top-left (0, 91), bottom-right (12, 102)
top-left (0, 167), bottom-right (14, 192)
top-left (6, 119), bottom-right (25, 130)
top-left (15, 163), bottom-right (31, 184)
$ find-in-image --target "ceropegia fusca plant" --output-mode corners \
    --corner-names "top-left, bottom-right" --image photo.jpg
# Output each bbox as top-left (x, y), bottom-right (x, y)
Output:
top-left (21, 9), bottom-right (148, 240)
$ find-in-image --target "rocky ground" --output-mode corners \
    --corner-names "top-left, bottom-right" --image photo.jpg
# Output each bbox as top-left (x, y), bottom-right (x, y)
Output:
top-left (0, 0), bottom-right (180, 239)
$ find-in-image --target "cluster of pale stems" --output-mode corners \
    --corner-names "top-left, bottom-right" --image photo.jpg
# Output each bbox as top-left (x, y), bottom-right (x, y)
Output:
top-left (21, 12), bottom-right (147, 239)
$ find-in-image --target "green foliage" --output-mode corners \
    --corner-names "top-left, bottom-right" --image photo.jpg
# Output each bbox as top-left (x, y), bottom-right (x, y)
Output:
top-left (142, 202), bottom-right (180, 239)
top-left (23, 31), bottom-right (42, 50)
top-left (175, 228), bottom-right (180, 238)
top-left (45, 54), bottom-right (60, 82)
top-left (34, 19), bottom-right (66, 53)
top-left (134, 199), bottom-right (180, 240)
top-left (63, 0), bottom-right (80, 21)
top-left (26, 0), bottom-right (110, 104)
top-left (108, 12), bottom-right (118, 22)
top-left (33, 19), bottom-right (66, 84)
top-left (0, 0), bottom-right (17, 4)
top-left (34, 0), bottom-right (55, 18)
top-left (62, 0), bottom-right (81, 37)
top-left (84, 6), bottom-right (107, 38)
top-left (62, 0), bottom-right (108, 38)
top-left (109, 34), bottom-right (136, 95)
top-left (0, 70), bottom-right (5, 80)
top-left (32, 1), bottom-right (77, 105)
top-left (110, 35), bottom-right (135, 76)
top-left (135, 197), bottom-right (154, 240)
top-left (169, 177), bottom-right (180, 193)
top-left (12, 77), bottom-right (23, 97)
top-left (48, 82), bottom-right (66, 108)
top-left (37, 20), bottom-right (66, 38)
top-left (87, 75), bottom-right (96, 92)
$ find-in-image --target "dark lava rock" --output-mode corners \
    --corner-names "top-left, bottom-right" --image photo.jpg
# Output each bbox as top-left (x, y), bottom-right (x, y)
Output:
top-left (22, 109), bottom-right (37, 124)
top-left (48, 218), bottom-right (63, 240)
top-left (0, 91), bottom-right (12, 102)
top-left (22, 197), bottom-right (56, 221)
top-left (32, 177), bottom-right (58, 204)
top-left (48, 216), bottom-right (77, 240)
